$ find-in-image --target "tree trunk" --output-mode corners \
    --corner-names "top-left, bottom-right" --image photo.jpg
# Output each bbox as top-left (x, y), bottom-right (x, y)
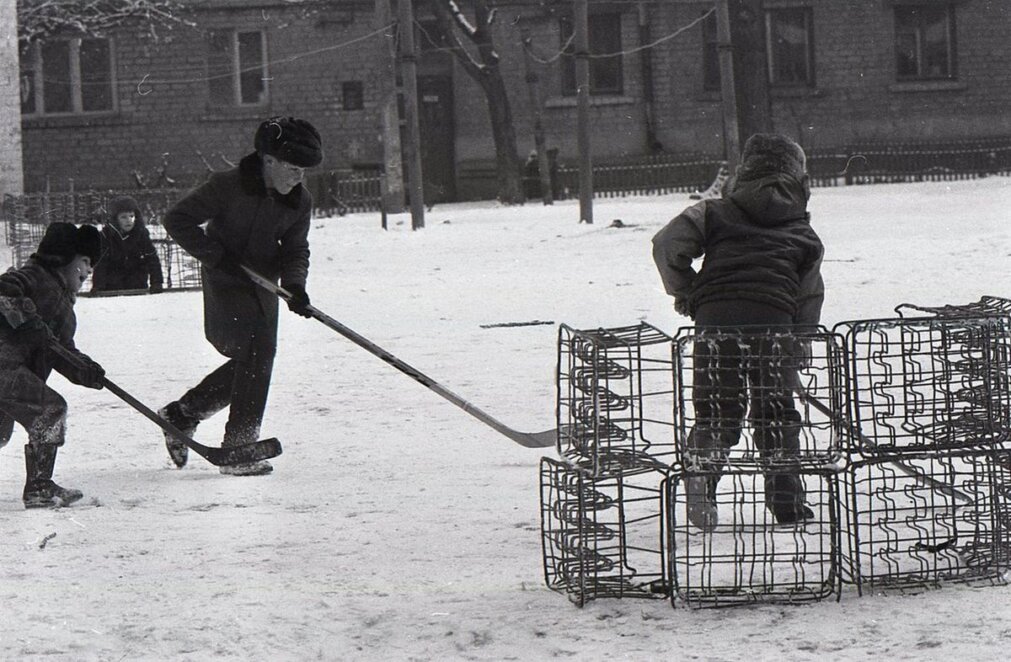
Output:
top-left (729, 0), bottom-right (772, 144)
top-left (479, 73), bottom-right (524, 204)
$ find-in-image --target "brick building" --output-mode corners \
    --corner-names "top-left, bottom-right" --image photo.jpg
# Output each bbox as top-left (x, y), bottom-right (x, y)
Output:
top-left (16, 0), bottom-right (1011, 202)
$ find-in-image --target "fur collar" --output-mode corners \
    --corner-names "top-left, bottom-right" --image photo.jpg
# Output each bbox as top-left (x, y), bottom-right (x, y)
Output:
top-left (238, 152), bottom-right (304, 209)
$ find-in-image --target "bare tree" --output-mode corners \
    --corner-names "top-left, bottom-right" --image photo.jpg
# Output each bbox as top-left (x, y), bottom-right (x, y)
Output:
top-left (420, 0), bottom-right (524, 204)
top-left (16, 0), bottom-right (194, 43)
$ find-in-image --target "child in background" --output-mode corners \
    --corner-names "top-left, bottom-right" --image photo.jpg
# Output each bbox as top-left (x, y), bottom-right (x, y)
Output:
top-left (91, 196), bottom-right (164, 293)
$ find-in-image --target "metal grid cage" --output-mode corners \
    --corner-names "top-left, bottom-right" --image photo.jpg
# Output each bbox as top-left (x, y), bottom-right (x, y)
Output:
top-left (672, 327), bottom-right (847, 471)
top-left (540, 457), bottom-right (668, 607)
top-left (838, 316), bottom-right (1011, 456)
top-left (666, 468), bottom-right (840, 608)
top-left (556, 323), bottom-right (676, 476)
top-left (840, 450), bottom-right (1011, 593)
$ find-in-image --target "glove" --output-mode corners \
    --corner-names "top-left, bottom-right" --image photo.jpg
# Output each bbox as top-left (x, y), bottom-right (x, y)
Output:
top-left (282, 283), bottom-right (312, 318)
top-left (0, 296), bottom-right (38, 329)
top-left (214, 253), bottom-right (247, 280)
top-left (674, 298), bottom-right (692, 319)
top-left (149, 282), bottom-right (164, 294)
top-left (76, 355), bottom-right (106, 390)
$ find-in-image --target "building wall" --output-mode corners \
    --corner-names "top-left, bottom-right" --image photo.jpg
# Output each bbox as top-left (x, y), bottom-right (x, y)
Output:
top-left (18, 0), bottom-right (1011, 198)
top-left (20, 2), bottom-right (388, 192)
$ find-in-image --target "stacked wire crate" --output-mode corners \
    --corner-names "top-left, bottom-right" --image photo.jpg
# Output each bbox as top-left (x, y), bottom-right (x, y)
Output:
top-left (540, 323), bottom-right (675, 606)
top-left (666, 326), bottom-right (847, 607)
top-left (835, 299), bottom-right (1011, 593)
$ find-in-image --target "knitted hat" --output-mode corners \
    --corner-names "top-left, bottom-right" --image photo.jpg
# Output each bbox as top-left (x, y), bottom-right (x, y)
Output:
top-left (736, 133), bottom-right (807, 182)
top-left (254, 116), bottom-right (323, 168)
top-left (36, 223), bottom-right (103, 266)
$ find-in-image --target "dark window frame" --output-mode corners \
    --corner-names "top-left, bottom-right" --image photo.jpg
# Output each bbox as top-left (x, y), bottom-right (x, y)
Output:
top-left (894, 3), bottom-right (957, 81)
top-left (206, 28), bottom-right (269, 107)
top-left (765, 6), bottom-right (816, 88)
top-left (20, 37), bottom-right (116, 116)
top-left (342, 81), bottom-right (364, 111)
top-left (559, 12), bottom-right (624, 97)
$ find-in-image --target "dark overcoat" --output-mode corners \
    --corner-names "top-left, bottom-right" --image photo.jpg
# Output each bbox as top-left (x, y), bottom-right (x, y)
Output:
top-left (163, 154), bottom-right (311, 358)
top-left (91, 200), bottom-right (164, 291)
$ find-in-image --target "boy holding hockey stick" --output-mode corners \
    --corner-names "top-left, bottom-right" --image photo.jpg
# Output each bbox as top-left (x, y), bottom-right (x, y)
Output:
top-left (0, 223), bottom-right (106, 508)
top-left (652, 133), bottom-right (825, 529)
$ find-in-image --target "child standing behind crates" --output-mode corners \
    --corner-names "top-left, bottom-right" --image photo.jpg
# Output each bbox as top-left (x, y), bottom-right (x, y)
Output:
top-left (651, 133), bottom-right (825, 530)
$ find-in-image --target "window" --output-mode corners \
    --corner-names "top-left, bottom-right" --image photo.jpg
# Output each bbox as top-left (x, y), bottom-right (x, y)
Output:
top-left (20, 38), bottom-right (114, 116)
top-left (895, 4), bottom-right (955, 80)
top-left (342, 81), bottom-right (364, 111)
top-left (766, 7), bottom-right (815, 86)
top-left (701, 11), bottom-right (720, 91)
top-left (560, 13), bottom-right (623, 96)
top-left (207, 29), bottom-right (268, 107)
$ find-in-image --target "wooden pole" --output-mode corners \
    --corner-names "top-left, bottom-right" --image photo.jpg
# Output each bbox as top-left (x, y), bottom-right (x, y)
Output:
top-left (716, 0), bottom-right (741, 173)
top-left (397, 0), bottom-right (425, 230)
top-left (574, 0), bottom-right (592, 223)
top-left (376, 0), bottom-right (405, 213)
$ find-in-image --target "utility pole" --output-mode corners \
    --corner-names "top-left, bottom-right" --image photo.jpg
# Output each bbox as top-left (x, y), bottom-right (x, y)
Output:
top-left (574, 0), bottom-right (592, 224)
top-left (0, 1), bottom-right (24, 196)
top-left (715, 0), bottom-right (741, 173)
top-left (397, 0), bottom-right (425, 230)
top-left (729, 0), bottom-right (772, 142)
top-left (376, 0), bottom-right (405, 214)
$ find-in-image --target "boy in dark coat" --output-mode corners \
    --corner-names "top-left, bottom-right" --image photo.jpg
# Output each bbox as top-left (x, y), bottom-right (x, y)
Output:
top-left (160, 116), bottom-right (322, 476)
top-left (652, 133), bottom-right (825, 530)
top-left (0, 223), bottom-right (106, 508)
top-left (91, 196), bottom-right (164, 293)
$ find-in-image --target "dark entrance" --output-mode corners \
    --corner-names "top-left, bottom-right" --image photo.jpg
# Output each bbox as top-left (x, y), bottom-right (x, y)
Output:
top-left (418, 75), bottom-right (456, 203)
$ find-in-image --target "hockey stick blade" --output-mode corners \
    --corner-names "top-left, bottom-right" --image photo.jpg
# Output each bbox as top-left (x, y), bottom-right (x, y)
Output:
top-left (47, 342), bottom-right (282, 467)
top-left (242, 266), bottom-right (557, 449)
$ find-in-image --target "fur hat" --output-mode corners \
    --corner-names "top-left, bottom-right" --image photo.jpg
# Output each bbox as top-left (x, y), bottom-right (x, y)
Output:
top-left (35, 223), bottom-right (103, 266)
top-left (109, 195), bottom-right (140, 219)
top-left (254, 116), bottom-right (323, 168)
top-left (736, 133), bottom-right (807, 183)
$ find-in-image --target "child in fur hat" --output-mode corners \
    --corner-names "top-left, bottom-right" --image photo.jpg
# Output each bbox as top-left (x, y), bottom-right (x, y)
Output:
top-left (0, 222), bottom-right (107, 508)
top-left (91, 196), bottom-right (164, 294)
top-left (652, 133), bottom-right (825, 530)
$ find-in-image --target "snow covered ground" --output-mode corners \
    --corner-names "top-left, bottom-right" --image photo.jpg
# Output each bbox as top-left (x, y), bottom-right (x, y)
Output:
top-left (1, 177), bottom-right (1010, 661)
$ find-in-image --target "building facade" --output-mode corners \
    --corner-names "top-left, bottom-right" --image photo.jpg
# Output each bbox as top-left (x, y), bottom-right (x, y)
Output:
top-left (16, 0), bottom-right (1011, 201)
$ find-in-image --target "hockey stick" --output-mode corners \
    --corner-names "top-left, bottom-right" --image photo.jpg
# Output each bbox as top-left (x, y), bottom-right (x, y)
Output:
top-left (48, 341), bottom-right (283, 467)
top-left (241, 266), bottom-right (557, 448)
top-left (790, 376), bottom-right (973, 505)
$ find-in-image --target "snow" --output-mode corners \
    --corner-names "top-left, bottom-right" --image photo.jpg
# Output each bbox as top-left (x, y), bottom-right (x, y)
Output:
top-left (1, 177), bottom-right (1010, 660)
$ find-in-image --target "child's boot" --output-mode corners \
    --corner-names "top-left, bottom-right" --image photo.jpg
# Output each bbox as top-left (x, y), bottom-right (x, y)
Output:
top-left (765, 473), bottom-right (813, 524)
top-left (158, 401), bottom-right (198, 468)
top-left (23, 444), bottom-right (83, 509)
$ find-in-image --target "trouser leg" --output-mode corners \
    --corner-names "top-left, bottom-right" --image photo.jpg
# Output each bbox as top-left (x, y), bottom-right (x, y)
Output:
top-left (177, 360), bottom-right (235, 422)
top-left (0, 365), bottom-right (67, 447)
top-left (222, 333), bottom-right (276, 447)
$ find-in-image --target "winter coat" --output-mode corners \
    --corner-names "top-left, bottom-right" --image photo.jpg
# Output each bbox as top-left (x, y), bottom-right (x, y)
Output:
top-left (0, 259), bottom-right (99, 386)
top-left (652, 173), bottom-right (824, 326)
top-left (163, 153), bottom-right (311, 358)
top-left (91, 199), bottom-right (164, 292)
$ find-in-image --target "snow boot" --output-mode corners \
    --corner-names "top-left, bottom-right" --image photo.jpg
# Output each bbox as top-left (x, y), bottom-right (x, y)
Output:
top-left (685, 474), bottom-right (719, 531)
top-left (23, 444), bottom-right (83, 509)
top-left (219, 460), bottom-right (273, 476)
top-left (765, 473), bottom-right (813, 525)
top-left (158, 401), bottom-right (197, 468)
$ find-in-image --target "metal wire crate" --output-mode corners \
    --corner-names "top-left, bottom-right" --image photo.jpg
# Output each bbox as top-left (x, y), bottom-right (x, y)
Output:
top-left (666, 467), bottom-right (840, 608)
top-left (540, 457), bottom-right (668, 606)
top-left (840, 450), bottom-right (1011, 593)
top-left (556, 323), bottom-right (676, 476)
top-left (672, 326), bottom-right (847, 471)
top-left (837, 315), bottom-right (1011, 456)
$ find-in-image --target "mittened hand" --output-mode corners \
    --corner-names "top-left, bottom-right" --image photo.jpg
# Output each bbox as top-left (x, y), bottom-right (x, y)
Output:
top-left (674, 298), bottom-right (692, 318)
top-left (0, 296), bottom-right (38, 329)
top-left (79, 356), bottom-right (106, 390)
top-left (283, 283), bottom-right (312, 318)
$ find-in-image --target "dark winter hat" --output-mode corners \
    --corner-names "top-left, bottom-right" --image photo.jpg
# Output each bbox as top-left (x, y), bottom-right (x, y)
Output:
top-left (254, 116), bottom-right (323, 168)
top-left (36, 223), bottom-right (103, 266)
top-left (736, 133), bottom-right (807, 183)
top-left (109, 195), bottom-right (140, 218)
